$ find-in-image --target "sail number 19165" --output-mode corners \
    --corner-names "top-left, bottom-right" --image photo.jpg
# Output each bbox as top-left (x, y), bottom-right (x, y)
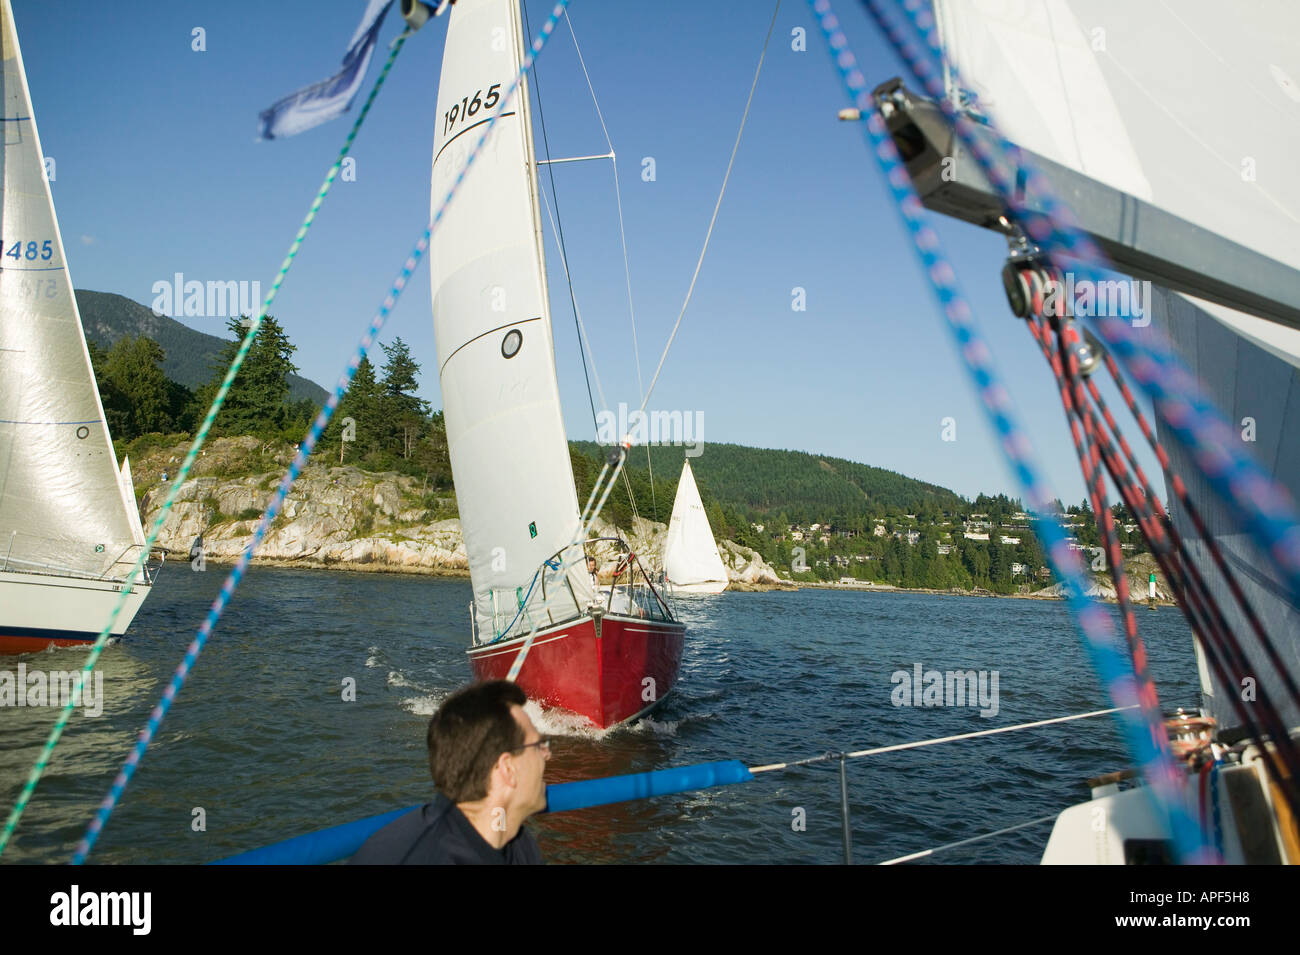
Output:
top-left (442, 84), bottom-right (502, 136)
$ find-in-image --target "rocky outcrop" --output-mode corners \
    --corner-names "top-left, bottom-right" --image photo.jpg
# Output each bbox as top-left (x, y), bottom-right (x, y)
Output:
top-left (583, 516), bottom-right (786, 588)
top-left (133, 437), bottom-right (781, 585)
top-left (1030, 550), bottom-right (1176, 604)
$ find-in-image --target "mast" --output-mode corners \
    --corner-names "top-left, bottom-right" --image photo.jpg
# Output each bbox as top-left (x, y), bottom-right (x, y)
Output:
top-left (513, 0), bottom-right (555, 356)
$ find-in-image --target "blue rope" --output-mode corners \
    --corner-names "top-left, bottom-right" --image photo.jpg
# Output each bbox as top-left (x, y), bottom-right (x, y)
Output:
top-left (807, 0), bottom-right (1209, 862)
top-left (71, 0), bottom-right (574, 865)
top-left (875, 0), bottom-right (1300, 611)
top-left (0, 24), bottom-right (414, 862)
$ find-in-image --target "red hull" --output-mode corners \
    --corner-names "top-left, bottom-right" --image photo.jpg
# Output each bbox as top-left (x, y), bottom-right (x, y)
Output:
top-left (0, 634), bottom-right (94, 655)
top-left (468, 615), bottom-right (684, 729)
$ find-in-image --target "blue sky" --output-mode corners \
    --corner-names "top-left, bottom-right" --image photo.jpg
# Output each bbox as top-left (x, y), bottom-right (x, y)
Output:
top-left (14, 0), bottom-right (1166, 505)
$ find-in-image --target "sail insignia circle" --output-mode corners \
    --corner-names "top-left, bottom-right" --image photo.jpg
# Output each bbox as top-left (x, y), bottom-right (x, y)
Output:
top-left (501, 328), bottom-right (522, 359)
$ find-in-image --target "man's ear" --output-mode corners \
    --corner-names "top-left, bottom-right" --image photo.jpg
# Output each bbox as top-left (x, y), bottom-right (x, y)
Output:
top-left (496, 751), bottom-right (516, 789)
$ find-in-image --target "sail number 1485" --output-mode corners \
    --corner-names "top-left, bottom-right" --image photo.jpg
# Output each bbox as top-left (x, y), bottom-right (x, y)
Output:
top-left (442, 84), bottom-right (502, 136)
top-left (3, 239), bottom-right (53, 261)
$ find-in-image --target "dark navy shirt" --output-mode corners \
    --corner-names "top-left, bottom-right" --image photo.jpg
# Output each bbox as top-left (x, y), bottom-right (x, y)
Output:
top-left (349, 795), bottom-right (543, 865)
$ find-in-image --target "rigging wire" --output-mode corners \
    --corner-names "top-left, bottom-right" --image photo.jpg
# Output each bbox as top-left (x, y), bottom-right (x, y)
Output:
top-left (1094, 344), bottom-right (1300, 712)
top-left (503, 0), bottom-right (786, 615)
top-left (67, 0), bottom-right (575, 864)
top-left (1020, 299), bottom-right (1300, 814)
top-left (809, 0), bottom-right (1210, 863)
top-left (872, 0), bottom-right (1300, 818)
top-left (536, 147), bottom-right (611, 416)
top-left (632, 0), bottom-right (780, 424)
top-left (522, 0), bottom-right (601, 439)
top-left (877, 0), bottom-right (1300, 608)
top-left (0, 24), bottom-right (417, 859)
top-left (563, 7), bottom-right (659, 522)
top-left (877, 814), bottom-right (1058, 865)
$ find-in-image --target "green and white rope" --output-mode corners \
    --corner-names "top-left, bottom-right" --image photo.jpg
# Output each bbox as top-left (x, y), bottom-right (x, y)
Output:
top-left (0, 26), bottom-right (413, 858)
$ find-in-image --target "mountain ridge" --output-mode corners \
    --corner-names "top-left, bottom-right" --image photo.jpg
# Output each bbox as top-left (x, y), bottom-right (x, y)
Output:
top-left (75, 289), bottom-right (328, 406)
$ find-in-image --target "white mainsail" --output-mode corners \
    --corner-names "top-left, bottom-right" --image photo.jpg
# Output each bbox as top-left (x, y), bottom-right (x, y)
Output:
top-left (932, 0), bottom-right (1300, 728)
top-left (0, 0), bottom-right (142, 582)
top-left (664, 460), bottom-right (729, 593)
top-left (428, 0), bottom-right (592, 638)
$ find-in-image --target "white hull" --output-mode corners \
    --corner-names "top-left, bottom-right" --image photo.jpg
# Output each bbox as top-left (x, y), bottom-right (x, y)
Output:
top-left (667, 579), bottom-right (729, 595)
top-left (0, 567), bottom-right (150, 653)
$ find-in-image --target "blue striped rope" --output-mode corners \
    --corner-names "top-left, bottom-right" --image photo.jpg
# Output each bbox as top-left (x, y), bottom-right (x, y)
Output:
top-left (0, 25), bottom-right (413, 860)
top-left (807, 0), bottom-right (1209, 862)
top-left (878, 0), bottom-right (1300, 611)
top-left (71, 0), bottom-right (573, 865)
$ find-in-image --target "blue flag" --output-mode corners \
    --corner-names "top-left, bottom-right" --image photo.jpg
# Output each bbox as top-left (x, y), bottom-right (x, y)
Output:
top-left (258, 0), bottom-right (394, 140)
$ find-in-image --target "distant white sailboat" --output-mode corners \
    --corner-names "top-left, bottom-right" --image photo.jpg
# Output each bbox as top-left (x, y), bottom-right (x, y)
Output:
top-left (0, 0), bottom-right (156, 654)
top-left (663, 460), bottom-right (729, 594)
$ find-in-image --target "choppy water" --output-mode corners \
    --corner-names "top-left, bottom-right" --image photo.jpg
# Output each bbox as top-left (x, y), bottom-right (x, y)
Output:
top-left (0, 566), bottom-right (1201, 864)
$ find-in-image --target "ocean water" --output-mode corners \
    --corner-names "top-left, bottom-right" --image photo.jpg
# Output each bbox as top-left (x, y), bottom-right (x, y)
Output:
top-left (0, 566), bottom-right (1202, 864)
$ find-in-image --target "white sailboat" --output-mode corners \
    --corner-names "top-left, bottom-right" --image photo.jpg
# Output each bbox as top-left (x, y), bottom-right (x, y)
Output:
top-left (0, 0), bottom-right (155, 654)
top-left (663, 459), bottom-right (729, 594)
top-left (895, 0), bottom-right (1300, 863)
top-left (425, 0), bottom-right (684, 729)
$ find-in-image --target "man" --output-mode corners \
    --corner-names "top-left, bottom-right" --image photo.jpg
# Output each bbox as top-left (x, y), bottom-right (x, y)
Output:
top-left (350, 680), bottom-right (549, 864)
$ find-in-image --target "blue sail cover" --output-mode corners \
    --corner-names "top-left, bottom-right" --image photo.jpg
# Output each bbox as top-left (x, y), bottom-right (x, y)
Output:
top-left (257, 0), bottom-right (393, 140)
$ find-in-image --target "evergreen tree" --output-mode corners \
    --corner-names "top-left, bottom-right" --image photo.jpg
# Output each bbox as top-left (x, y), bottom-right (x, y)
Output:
top-left (200, 316), bottom-right (299, 437)
top-left (87, 340), bottom-right (130, 439)
top-left (378, 338), bottom-right (431, 459)
top-left (104, 336), bottom-right (172, 436)
top-left (335, 355), bottom-right (384, 461)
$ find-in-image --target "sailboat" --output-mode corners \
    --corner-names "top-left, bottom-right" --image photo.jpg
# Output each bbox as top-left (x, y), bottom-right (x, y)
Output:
top-left (0, 0), bottom-right (155, 654)
top-left (663, 459), bottom-right (729, 594)
top-left (426, 0), bottom-right (684, 730)
top-left (875, 0), bottom-right (1300, 862)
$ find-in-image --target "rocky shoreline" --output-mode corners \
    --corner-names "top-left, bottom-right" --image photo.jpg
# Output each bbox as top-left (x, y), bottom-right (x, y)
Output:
top-left (135, 437), bottom-right (788, 588)
top-left (131, 437), bottom-right (1170, 602)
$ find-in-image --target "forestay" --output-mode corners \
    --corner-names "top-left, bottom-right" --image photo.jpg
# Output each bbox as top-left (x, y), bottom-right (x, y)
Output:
top-left (0, 0), bottom-right (141, 581)
top-left (428, 0), bottom-right (592, 637)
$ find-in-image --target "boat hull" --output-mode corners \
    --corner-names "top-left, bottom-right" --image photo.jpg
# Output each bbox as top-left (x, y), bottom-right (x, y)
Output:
top-left (0, 568), bottom-right (151, 655)
top-left (668, 579), bottom-right (728, 595)
top-left (467, 614), bottom-right (685, 729)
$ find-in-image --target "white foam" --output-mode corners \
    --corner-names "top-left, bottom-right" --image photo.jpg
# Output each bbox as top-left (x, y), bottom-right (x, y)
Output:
top-left (386, 670), bottom-right (417, 689)
top-left (523, 700), bottom-right (609, 739)
top-left (627, 716), bottom-right (679, 737)
top-left (401, 694), bottom-right (442, 716)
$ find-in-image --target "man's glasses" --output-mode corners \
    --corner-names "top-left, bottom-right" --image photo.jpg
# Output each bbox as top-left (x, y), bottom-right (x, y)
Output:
top-left (515, 736), bottom-right (552, 754)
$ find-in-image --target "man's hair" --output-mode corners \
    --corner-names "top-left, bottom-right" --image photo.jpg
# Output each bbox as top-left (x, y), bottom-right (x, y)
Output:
top-left (427, 680), bottom-right (527, 802)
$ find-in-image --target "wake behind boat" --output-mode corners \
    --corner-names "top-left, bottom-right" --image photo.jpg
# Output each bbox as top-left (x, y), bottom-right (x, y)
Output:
top-left (0, 0), bottom-right (157, 654)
